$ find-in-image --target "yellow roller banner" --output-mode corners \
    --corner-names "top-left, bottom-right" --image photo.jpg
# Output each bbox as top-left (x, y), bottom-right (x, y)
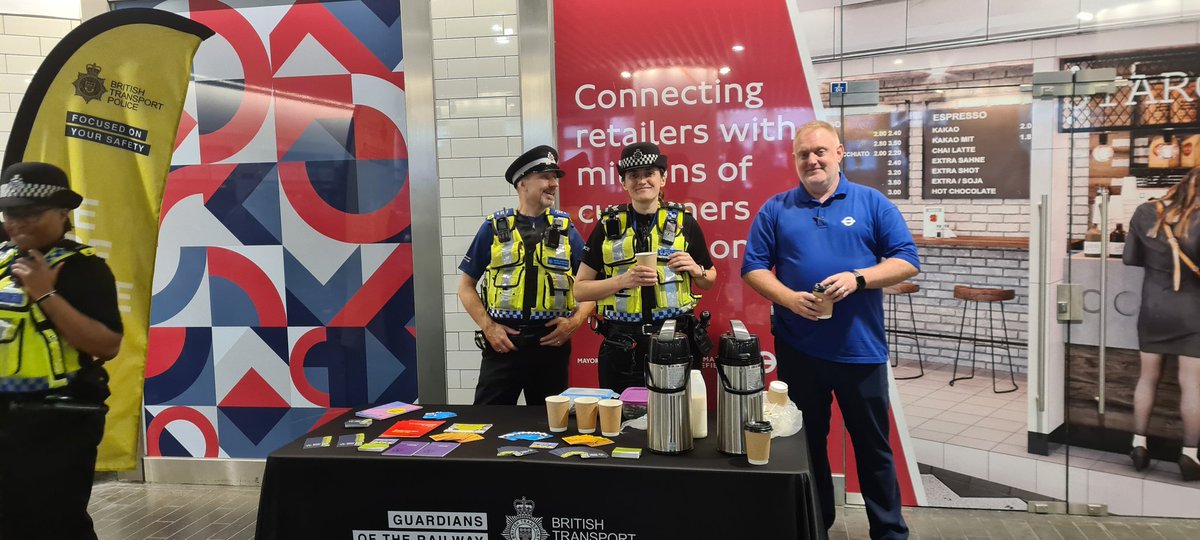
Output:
top-left (2, 8), bottom-right (212, 470)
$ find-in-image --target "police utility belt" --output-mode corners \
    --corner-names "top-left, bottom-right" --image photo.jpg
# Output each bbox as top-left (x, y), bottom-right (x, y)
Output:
top-left (593, 311), bottom-right (712, 357)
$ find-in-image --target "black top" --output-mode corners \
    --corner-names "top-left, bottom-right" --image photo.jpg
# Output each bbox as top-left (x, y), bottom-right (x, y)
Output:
top-left (582, 209), bottom-right (713, 322)
top-left (55, 244), bottom-right (123, 334)
top-left (1123, 202), bottom-right (1200, 354)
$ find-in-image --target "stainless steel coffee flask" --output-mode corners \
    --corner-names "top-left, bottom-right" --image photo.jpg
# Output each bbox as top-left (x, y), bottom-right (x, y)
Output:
top-left (646, 320), bottom-right (694, 454)
top-left (716, 320), bottom-right (765, 455)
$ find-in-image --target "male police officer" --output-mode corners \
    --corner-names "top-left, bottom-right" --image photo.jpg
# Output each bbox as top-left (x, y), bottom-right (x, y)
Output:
top-left (457, 146), bottom-right (593, 405)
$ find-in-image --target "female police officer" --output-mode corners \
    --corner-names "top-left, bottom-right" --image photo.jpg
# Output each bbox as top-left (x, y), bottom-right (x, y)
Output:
top-left (0, 162), bottom-right (123, 540)
top-left (573, 142), bottom-right (716, 392)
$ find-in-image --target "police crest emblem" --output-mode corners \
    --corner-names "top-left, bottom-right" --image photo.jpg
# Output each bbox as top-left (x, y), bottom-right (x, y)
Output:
top-left (72, 64), bottom-right (107, 103)
top-left (501, 497), bottom-right (548, 540)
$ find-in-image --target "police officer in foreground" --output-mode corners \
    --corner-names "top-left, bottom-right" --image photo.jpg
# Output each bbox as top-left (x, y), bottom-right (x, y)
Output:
top-left (573, 142), bottom-right (716, 393)
top-left (457, 146), bottom-right (594, 405)
top-left (0, 162), bottom-right (124, 540)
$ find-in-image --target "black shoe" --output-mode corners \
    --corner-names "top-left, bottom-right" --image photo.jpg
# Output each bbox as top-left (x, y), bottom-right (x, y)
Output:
top-left (1130, 446), bottom-right (1150, 471)
top-left (1180, 455), bottom-right (1200, 482)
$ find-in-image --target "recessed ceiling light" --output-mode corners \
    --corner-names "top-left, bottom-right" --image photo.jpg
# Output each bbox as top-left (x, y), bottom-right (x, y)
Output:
top-left (719, 66), bottom-right (731, 75)
top-left (1077, 11), bottom-right (1094, 21)
top-left (732, 44), bottom-right (745, 52)
top-left (620, 71), bottom-right (632, 79)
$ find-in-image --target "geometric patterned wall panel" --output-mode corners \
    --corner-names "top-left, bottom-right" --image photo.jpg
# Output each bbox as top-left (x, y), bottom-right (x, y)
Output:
top-left (133, 0), bottom-right (414, 459)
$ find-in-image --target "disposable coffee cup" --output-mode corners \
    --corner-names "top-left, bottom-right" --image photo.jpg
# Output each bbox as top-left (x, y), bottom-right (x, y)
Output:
top-left (813, 284), bottom-right (833, 320)
top-left (767, 380), bottom-right (789, 405)
top-left (744, 420), bottom-right (773, 465)
top-left (575, 397), bottom-right (600, 434)
top-left (546, 395), bottom-right (570, 433)
top-left (598, 399), bottom-right (623, 437)
top-left (635, 251), bottom-right (657, 269)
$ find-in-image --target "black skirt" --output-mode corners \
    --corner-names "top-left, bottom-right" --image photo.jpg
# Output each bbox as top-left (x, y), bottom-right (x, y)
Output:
top-left (1124, 202), bottom-right (1200, 357)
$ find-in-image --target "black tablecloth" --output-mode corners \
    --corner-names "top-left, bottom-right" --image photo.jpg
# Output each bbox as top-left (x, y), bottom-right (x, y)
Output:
top-left (255, 405), bottom-right (825, 540)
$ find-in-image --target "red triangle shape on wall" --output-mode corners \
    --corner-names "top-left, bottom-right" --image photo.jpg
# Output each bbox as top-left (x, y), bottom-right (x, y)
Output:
top-left (220, 368), bottom-right (289, 408)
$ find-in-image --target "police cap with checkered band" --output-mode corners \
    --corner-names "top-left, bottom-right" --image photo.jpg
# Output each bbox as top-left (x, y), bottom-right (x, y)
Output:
top-left (0, 162), bottom-right (84, 210)
top-left (616, 142), bottom-right (668, 176)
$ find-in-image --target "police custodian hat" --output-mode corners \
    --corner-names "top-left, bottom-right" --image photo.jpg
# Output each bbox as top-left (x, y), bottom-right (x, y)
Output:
top-left (505, 145), bottom-right (566, 186)
top-left (616, 142), bottom-right (668, 176)
top-left (0, 162), bottom-right (84, 210)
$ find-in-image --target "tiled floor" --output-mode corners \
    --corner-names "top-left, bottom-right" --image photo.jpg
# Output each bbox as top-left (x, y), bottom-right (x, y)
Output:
top-left (894, 362), bottom-right (1200, 517)
top-left (85, 479), bottom-right (1200, 540)
top-left (90, 480), bottom-right (259, 540)
top-left (896, 362), bottom-right (1028, 454)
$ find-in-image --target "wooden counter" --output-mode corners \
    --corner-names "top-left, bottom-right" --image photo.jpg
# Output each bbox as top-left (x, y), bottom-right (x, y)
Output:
top-left (914, 235), bottom-right (1029, 249)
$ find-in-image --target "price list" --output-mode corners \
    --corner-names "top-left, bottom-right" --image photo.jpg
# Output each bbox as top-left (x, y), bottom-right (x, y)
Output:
top-left (921, 103), bottom-right (1032, 199)
top-left (840, 113), bottom-right (909, 199)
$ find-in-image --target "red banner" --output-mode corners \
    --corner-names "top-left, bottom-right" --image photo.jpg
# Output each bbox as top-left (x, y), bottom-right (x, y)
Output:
top-left (552, 0), bottom-right (921, 506)
top-left (553, 0), bottom-right (819, 389)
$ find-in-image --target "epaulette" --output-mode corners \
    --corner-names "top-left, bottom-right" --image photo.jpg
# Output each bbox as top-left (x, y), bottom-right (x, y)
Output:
top-left (600, 204), bottom-right (630, 218)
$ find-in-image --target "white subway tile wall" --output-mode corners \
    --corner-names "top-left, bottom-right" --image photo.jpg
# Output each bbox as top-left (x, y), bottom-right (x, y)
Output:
top-left (0, 13), bottom-right (79, 164)
top-left (435, 0), bottom-right (522, 404)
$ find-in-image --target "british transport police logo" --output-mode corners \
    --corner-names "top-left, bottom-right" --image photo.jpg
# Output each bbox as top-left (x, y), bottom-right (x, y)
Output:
top-left (72, 63), bottom-right (106, 103)
top-left (502, 497), bottom-right (548, 540)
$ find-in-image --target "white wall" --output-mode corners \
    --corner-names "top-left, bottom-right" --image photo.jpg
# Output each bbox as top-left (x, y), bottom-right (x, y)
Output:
top-left (0, 12), bottom-right (78, 164)
top-left (432, 0), bottom-right (522, 404)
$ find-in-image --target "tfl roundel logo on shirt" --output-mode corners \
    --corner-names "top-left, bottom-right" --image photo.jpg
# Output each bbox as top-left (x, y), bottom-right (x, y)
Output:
top-left (841, 216), bottom-right (857, 227)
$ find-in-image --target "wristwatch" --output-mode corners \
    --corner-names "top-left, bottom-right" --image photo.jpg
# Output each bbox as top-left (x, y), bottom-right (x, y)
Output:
top-left (699, 267), bottom-right (709, 280)
top-left (851, 269), bottom-right (866, 291)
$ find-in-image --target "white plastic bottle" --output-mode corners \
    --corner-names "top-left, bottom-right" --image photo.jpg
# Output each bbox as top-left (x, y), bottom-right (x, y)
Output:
top-left (689, 369), bottom-right (708, 438)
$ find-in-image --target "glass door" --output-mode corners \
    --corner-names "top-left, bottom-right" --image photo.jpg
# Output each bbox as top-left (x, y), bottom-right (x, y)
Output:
top-left (1056, 47), bottom-right (1200, 518)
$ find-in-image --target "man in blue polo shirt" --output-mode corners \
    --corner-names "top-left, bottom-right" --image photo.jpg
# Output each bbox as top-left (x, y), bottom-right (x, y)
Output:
top-left (742, 120), bottom-right (919, 540)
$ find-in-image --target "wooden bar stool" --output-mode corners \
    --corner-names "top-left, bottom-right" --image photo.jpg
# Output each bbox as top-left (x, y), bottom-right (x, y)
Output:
top-left (949, 285), bottom-right (1018, 393)
top-left (883, 282), bottom-right (924, 380)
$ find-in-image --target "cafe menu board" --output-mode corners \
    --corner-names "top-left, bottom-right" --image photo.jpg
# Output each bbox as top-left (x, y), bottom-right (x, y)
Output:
top-left (839, 112), bottom-right (910, 199)
top-left (922, 103), bottom-right (1032, 199)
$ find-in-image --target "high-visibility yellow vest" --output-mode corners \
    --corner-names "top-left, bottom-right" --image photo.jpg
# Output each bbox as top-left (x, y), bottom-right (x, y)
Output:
top-left (597, 203), bottom-right (697, 322)
top-left (482, 208), bottom-right (577, 321)
top-left (0, 243), bottom-right (90, 393)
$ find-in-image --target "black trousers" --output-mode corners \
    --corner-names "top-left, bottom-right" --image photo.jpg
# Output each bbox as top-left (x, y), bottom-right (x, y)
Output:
top-left (775, 339), bottom-right (908, 540)
top-left (0, 397), bottom-right (107, 540)
top-left (598, 316), bottom-right (704, 394)
top-left (473, 326), bottom-right (570, 406)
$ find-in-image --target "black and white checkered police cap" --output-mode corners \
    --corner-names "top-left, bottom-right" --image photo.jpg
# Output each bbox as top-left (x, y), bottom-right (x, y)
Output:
top-left (616, 142), bottom-right (668, 176)
top-left (0, 162), bottom-right (84, 210)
